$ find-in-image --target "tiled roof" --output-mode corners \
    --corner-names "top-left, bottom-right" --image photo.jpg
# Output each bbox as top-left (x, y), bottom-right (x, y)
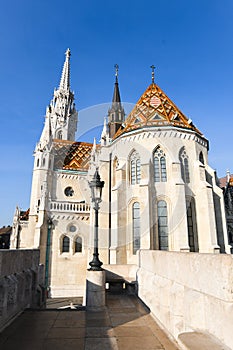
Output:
top-left (114, 83), bottom-right (202, 139)
top-left (53, 140), bottom-right (93, 171)
top-left (0, 226), bottom-right (12, 235)
top-left (219, 174), bottom-right (233, 189)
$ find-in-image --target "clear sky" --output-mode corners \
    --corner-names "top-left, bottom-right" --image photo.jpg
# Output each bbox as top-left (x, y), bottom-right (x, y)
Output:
top-left (0, 0), bottom-right (233, 227)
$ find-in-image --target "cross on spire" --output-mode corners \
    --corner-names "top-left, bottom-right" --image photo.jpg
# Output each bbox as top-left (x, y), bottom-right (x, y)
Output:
top-left (114, 64), bottom-right (119, 82)
top-left (150, 65), bottom-right (155, 84)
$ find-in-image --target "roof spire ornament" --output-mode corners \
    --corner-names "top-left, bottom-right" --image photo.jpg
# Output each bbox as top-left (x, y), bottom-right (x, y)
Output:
top-left (114, 63), bottom-right (119, 83)
top-left (59, 48), bottom-right (71, 91)
top-left (150, 65), bottom-right (155, 84)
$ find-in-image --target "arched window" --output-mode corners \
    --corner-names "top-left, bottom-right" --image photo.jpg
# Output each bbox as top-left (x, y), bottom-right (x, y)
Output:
top-left (37, 159), bottom-right (40, 167)
top-left (74, 236), bottom-right (82, 253)
top-left (132, 202), bottom-right (140, 254)
top-left (186, 198), bottom-right (199, 252)
top-left (199, 151), bottom-right (204, 164)
top-left (157, 200), bottom-right (168, 250)
top-left (154, 147), bottom-right (167, 182)
top-left (179, 148), bottom-right (190, 183)
top-left (62, 236), bottom-right (70, 253)
top-left (130, 151), bottom-right (141, 185)
top-left (57, 130), bottom-right (62, 139)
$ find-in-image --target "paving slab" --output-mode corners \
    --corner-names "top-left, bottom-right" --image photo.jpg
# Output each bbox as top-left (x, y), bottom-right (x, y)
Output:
top-left (0, 293), bottom-right (180, 350)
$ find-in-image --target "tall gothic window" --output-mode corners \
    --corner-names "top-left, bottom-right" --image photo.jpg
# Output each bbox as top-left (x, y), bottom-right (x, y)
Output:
top-left (186, 199), bottom-right (199, 252)
top-left (199, 151), bottom-right (204, 164)
top-left (157, 200), bottom-right (168, 250)
top-left (132, 202), bottom-right (140, 254)
top-left (179, 148), bottom-right (190, 183)
top-left (74, 236), bottom-right (82, 253)
top-left (62, 236), bottom-right (70, 253)
top-left (154, 147), bottom-right (167, 182)
top-left (130, 151), bottom-right (141, 185)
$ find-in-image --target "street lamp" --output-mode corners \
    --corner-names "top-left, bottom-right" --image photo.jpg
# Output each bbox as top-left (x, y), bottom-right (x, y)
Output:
top-left (88, 169), bottom-right (105, 271)
top-left (45, 217), bottom-right (53, 294)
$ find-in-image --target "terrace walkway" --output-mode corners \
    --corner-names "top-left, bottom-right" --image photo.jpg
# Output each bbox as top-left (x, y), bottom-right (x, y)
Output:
top-left (0, 293), bottom-right (180, 350)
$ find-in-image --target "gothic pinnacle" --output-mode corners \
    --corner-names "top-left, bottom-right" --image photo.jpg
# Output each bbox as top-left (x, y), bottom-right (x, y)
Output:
top-left (59, 48), bottom-right (71, 91)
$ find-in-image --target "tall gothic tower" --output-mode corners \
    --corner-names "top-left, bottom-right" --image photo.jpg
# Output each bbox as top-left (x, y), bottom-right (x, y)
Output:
top-left (40, 48), bottom-right (77, 144)
top-left (13, 49), bottom-right (78, 249)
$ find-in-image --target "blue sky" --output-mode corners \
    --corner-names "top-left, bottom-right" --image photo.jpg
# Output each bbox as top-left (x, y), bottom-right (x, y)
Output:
top-left (0, 0), bottom-right (233, 226)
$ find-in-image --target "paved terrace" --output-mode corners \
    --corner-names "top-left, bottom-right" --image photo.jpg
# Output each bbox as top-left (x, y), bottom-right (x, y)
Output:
top-left (0, 293), bottom-right (180, 350)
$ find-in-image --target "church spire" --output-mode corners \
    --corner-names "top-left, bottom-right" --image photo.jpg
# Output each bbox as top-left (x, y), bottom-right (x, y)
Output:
top-left (108, 64), bottom-right (125, 139)
top-left (59, 48), bottom-right (71, 91)
top-left (39, 49), bottom-right (78, 142)
top-left (112, 64), bottom-right (121, 103)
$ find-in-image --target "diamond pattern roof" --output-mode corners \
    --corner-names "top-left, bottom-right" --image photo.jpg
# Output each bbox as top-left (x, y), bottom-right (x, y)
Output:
top-left (53, 140), bottom-right (93, 171)
top-left (114, 83), bottom-right (202, 139)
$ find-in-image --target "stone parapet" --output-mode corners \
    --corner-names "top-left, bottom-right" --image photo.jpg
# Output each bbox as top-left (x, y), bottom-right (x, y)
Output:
top-left (137, 250), bottom-right (233, 350)
top-left (0, 249), bottom-right (44, 332)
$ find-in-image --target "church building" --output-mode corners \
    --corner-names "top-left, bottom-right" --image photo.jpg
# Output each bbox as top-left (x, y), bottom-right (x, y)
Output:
top-left (11, 49), bottom-right (230, 297)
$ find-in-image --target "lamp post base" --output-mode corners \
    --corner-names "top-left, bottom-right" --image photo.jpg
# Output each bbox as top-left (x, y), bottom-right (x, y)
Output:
top-left (88, 253), bottom-right (103, 271)
top-left (86, 270), bottom-right (106, 311)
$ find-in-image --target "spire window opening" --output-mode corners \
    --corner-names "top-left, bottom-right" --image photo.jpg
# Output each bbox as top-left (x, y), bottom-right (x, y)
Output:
top-left (153, 147), bottom-right (167, 182)
top-left (57, 131), bottom-right (62, 140)
top-left (132, 202), bottom-right (140, 254)
top-left (130, 151), bottom-right (141, 185)
top-left (179, 148), bottom-right (190, 183)
top-left (199, 151), bottom-right (205, 164)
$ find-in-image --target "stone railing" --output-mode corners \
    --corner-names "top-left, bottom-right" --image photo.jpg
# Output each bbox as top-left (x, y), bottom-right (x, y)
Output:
top-left (0, 249), bottom-right (44, 332)
top-left (49, 201), bottom-right (90, 213)
top-left (137, 250), bottom-right (233, 350)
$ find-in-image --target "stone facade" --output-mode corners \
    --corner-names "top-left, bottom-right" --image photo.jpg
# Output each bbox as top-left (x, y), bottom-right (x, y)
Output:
top-left (12, 49), bottom-right (230, 298)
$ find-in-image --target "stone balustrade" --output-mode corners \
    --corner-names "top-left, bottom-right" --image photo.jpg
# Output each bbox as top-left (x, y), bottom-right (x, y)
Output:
top-left (49, 201), bottom-right (90, 213)
top-left (0, 249), bottom-right (44, 332)
top-left (137, 250), bottom-right (233, 350)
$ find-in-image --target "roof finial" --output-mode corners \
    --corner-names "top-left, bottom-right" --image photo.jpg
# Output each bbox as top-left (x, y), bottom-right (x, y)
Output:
top-left (150, 65), bottom-right (155, 84)
top-left (114, 64), bottom-right (119, 83)
top-left (65, 48), bottom-right (71, 59)
top-left (59, 48), bottom-right (71, 90)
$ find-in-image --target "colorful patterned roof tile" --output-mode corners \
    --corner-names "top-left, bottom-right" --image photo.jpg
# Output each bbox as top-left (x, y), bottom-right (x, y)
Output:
top-left (53, 140), bottom-right (93, 171)
top-left (114, 83), bottom-right (202, 139)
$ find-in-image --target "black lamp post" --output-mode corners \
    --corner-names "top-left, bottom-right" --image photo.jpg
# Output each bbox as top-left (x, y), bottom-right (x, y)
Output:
top-left (88, 169), bottom-right (105, 271)
top-left (45, 217), bottom-right (53, 293)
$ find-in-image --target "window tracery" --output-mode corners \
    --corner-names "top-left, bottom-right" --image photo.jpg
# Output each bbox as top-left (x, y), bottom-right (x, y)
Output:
top-left (154, 147), bottom-right (167, 182)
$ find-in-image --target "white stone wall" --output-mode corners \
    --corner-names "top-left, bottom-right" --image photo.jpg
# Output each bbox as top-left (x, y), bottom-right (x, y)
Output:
top-left (98, 125), bottom-right (228, 264)
top-left (137, 249), bottom-right (233, 349)
top-left (0, 249), bottom-right (44, 332)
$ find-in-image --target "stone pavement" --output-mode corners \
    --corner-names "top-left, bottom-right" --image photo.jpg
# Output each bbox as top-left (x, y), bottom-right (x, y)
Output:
top-left (0, 293), bottom-right (180, 350)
